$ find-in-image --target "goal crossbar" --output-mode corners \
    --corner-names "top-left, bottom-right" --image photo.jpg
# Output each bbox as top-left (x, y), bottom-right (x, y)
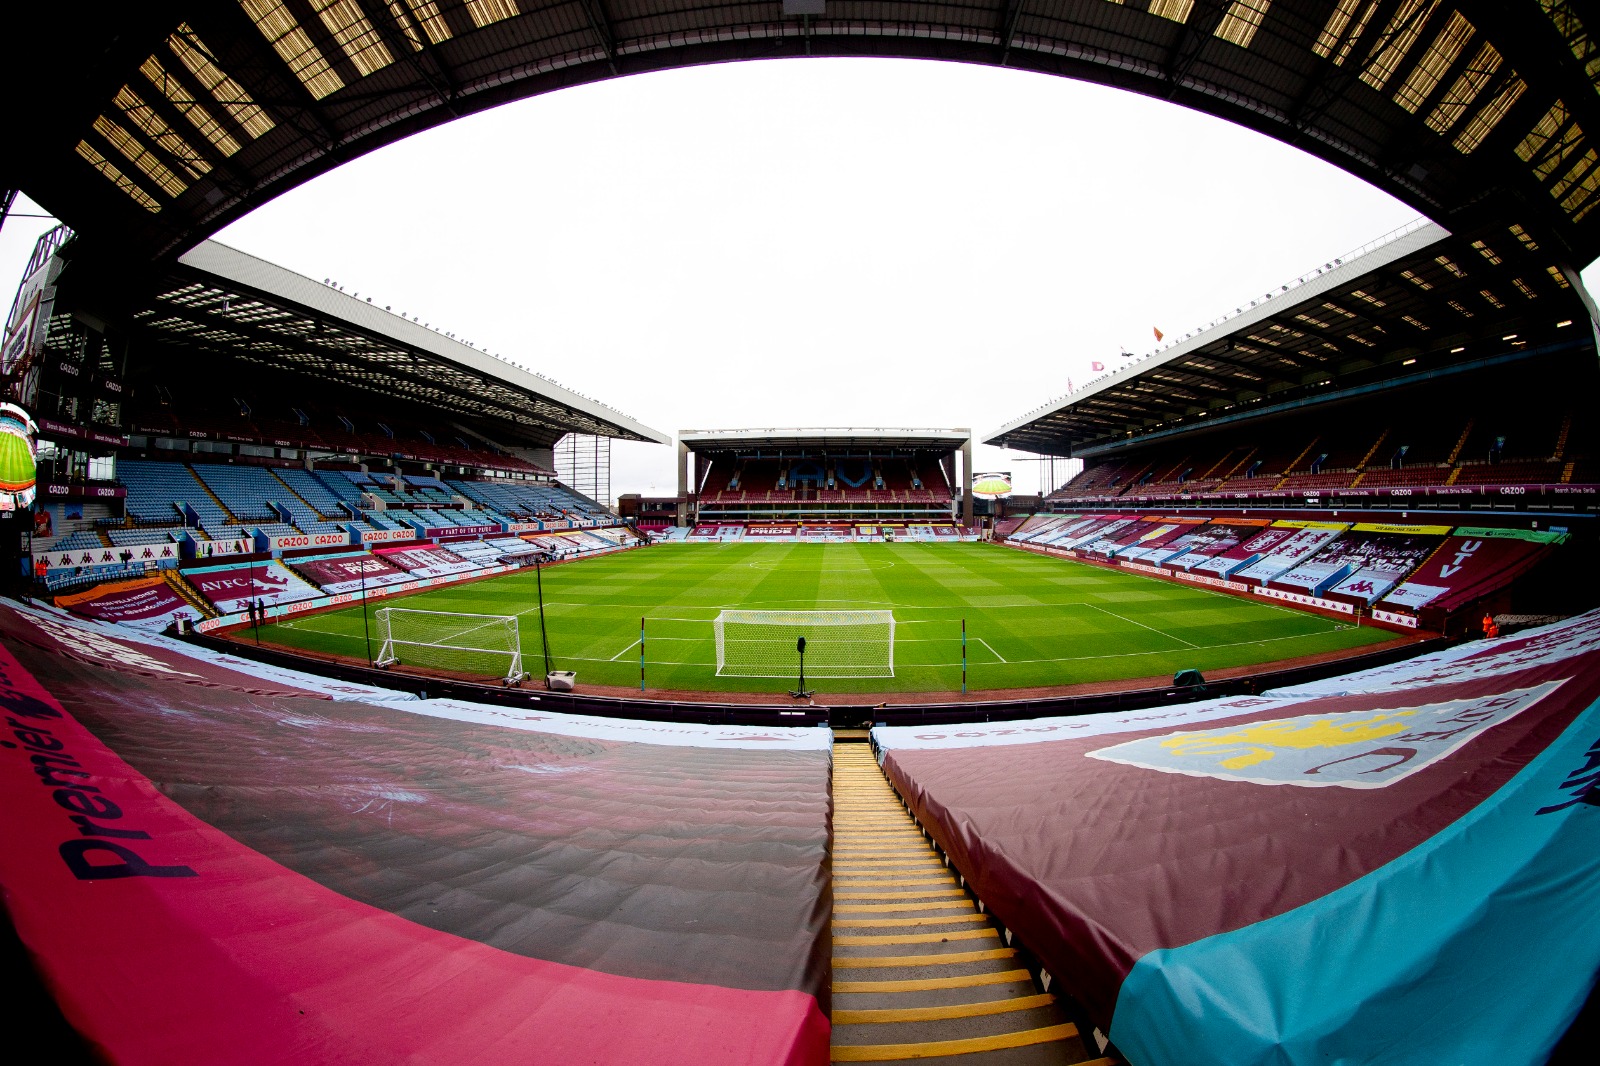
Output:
top-left (713, 609), bottom-right (895, 678)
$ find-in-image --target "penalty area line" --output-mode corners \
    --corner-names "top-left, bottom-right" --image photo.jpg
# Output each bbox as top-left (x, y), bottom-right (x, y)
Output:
top-left (974, 636), bottom-right (1008, 663)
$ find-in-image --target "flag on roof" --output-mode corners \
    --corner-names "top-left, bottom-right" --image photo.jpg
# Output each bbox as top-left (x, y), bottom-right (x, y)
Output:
top-left (1091, 361), bottom-right (1105, 372)
top-left (1153, 326), bottom-right (1164, 342)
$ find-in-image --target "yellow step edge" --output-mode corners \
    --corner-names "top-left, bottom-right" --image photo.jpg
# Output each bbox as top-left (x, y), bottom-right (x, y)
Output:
top-left (834, 969), bottom-right (1032, 994)
top-left (834, 877), bottom-right (957, 888)
top-left (835, 888), bottom-right (967, 900)
top-left (832, 992), bottom-right (1055, 1025)
top-left (833, 848), bottom-right (936, 856)
top-left (836, 900), bottom-right (976, 914)
top-left (834, 928), bottom-right (999, 946)
top-left (828, 1022), bottom-right (1078, 1061)
top-left (833, 914), bottom-right (988, 928)
top-left (833, 866), bottom-right (947, 874)
top-left (833, 947), bottom-right (1017, 968)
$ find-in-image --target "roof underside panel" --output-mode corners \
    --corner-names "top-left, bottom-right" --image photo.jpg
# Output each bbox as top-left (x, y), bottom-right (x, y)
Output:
top-left (985, 219), bottom-right (1598, 456)
top-left (112, 240), bottom-right (671, 448)
top-left (6, 2), bottom-right (1600, 265)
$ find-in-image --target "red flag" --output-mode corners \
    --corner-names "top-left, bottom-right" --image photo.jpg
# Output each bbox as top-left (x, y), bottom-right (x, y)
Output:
top-left (1153, 326), bottom-right (1164, 342)
top-left (1091, 361), bottom-right (1105, 372)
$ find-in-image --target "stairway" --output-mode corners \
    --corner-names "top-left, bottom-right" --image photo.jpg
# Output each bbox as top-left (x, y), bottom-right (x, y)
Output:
top-left (1553, 413), bottom-right (1573, 460)
top-left (186, 464), bottom-right (239, 523)
top-left (271, 469), bottom-right (338, 520)
top-left (1446, 418), bottom-right (1475, 465)
top-left (829, 740), bottom-right (1109, 1064)
top-left (1355, 427), bottom-right (1389, 470)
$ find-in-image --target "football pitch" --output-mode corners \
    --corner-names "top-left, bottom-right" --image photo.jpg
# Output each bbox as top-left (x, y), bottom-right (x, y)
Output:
top-left (257, 542), bottom-right (1394, 695)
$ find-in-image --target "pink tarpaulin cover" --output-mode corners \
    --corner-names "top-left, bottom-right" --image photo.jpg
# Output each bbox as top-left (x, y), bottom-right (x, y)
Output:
top-left (0, 603), bottom-right (830, 1064)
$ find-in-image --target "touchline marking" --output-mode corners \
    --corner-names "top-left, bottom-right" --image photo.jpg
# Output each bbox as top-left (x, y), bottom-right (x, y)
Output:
top-left (1083, 602), bottom-right (1197, 649)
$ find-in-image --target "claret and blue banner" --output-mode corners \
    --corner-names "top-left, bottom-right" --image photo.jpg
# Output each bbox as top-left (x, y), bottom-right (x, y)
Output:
top-left (876, 612), bottom-right (1600, 1065)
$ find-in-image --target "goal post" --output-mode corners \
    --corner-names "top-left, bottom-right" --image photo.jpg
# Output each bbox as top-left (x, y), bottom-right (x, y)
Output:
top-left (374, 608), bottom-right (528, 684)
top-left (713, 609), bottom-right (895, 678)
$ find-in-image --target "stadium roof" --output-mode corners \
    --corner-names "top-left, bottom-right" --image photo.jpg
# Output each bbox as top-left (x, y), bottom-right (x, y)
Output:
top-left (680, 428), bottom-right (970, 451)
top-left (122, 239), bottom-right (670, 448)
top-left (5, 3), bottom-right (1600, 267)
top-left (984, 217), bottom-right (1600, 456)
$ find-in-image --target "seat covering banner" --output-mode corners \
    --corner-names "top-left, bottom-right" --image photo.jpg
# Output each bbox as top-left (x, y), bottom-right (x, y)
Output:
top-left (0, 602), bottom-right (831, 1064)
top-left (55, 575), bottom-right (201, 629)
top-left (875, 612), bottom-right (1600, 1066)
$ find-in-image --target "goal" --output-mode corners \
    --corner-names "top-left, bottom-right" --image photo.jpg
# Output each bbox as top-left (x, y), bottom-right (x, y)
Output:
top-left (713, 609), bottom-right (895, 678)
top-left (374, 608), bottom-right (528, 684)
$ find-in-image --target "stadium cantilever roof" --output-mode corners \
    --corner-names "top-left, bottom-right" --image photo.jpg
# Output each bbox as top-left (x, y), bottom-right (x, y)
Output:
top-left (680, 428), bottom-right (970, 451)
top-left (4, 3), bottom-right (1600, 267)
top-left (985, 217), bottom-right (1600, 456)
top-left (125, 239), bottom-right (670, 448)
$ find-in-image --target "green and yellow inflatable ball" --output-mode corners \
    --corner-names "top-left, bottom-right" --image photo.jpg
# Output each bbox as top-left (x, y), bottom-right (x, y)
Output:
top-left (0, 403), bottom-right (39, 505)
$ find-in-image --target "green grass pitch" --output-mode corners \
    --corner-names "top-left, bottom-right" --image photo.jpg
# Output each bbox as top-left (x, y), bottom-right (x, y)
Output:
top-left (257, 542), bottom-right (1394, 695)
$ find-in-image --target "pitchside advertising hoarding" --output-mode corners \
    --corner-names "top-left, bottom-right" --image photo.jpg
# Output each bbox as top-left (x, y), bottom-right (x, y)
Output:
top-left (970, 472), bottom-right (1013, 500)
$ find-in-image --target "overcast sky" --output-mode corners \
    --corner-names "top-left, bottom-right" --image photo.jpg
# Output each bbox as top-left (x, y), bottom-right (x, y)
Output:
top-left (6, 58), bottom-right (1595, 502)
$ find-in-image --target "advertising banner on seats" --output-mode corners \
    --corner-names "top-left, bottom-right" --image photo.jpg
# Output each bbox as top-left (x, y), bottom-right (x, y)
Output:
top-left (1309, 524), bottom-right (1453, 603)
top-left (1113, 518), bottom-right (1203, 560)
top-left (1379, 529), bottom-right (1560, 613)
top-left (54, 575), bottom-right (201, 629)
top-left (1232, 524), bottom-right (1347, 584)
top-left (1156, 519), bottom-right (1266, 570)
top-left (292, 552), bottom-right (412, 595)
top-left (44, 540), bottom-right (178, 571)
top-left (1193, 523), bottom-right (1293, 576)
top-left (375, 544), bottom-right (477, 578)
top-left (186, 562), bottom-right (321, 612)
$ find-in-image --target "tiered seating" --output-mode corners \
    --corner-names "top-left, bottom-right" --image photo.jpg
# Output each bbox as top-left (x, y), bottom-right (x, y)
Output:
top-left (1353, 466), bottom-right (1451, 487)
top-left (447, 479), bottom-right (607, 520)
top-left (119, 459), bottom-right (200, 526)
top-left (1274, 470), bottom-right (1358, 491)
top-left (275, 468), bottom-right (346, 516)
top-left (1451, 460), bottom-right (1565, 485)
top-left (45, 530), bottom-right (107, 553)
top-left (190, 464), bottom-right (290, 522)
top-left (108, 527), bottom-right (178, 546)
top-left (128, 388), bottom-right (550, 475)
top-left (1049, 457), bottom-right (1146, 499)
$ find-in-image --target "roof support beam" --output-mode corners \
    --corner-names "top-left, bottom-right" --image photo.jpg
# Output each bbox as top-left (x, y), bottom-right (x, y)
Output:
top-left (996, 0), bottom-right (1025, 68)
top-left (1162, 1), bottom-right (1231, 99)
top-left (576, 0), bottom-right (622, 76)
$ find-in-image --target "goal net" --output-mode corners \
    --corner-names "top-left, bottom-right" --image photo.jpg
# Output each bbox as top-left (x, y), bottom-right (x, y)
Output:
top-left (374, 608), bottom-right (527, 684)
top-left (713, 609), bottom-right (895, 678)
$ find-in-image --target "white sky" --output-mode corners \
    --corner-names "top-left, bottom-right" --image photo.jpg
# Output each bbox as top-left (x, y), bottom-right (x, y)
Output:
top-left (5, 58), bottom-right (1596, 502)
